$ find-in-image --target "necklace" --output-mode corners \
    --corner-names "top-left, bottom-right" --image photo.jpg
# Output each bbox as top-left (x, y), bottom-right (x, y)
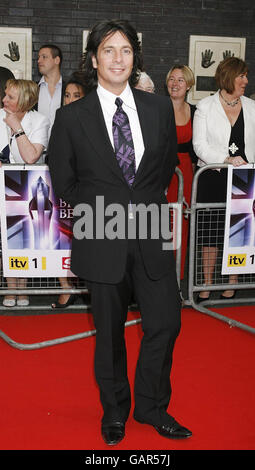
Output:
top-left (220, 91), bottom-right (240, 107)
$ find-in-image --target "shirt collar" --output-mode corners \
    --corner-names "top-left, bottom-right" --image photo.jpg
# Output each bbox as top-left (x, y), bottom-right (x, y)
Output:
top-left (97, 82), bottom-right (136, 111)
top-left (38, 75), bottom-right (62, 87)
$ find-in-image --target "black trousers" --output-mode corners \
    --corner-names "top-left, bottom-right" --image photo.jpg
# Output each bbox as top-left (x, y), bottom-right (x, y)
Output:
top-left (90, 239), bottom-right (181, 427)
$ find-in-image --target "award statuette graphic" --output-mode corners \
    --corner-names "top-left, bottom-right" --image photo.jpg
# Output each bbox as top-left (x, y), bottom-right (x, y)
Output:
top-left (29, 176), bottom-right (53, 249)
top-left (0, 167), bottom-right (75, 277)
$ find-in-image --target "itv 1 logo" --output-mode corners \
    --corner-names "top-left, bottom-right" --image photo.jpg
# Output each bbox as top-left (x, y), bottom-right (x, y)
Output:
top-left (9, 257), bottom-right (29, 270)
top-left (227, 254), bottom-right (246, 267)
top-left (9, 257), bottom-right (47, 270)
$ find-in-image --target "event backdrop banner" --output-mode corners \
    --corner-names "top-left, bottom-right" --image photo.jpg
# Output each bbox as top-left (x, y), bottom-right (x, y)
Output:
top-left (222, 164), bottom-right (255, 275)
top-left (0, 165), bottom-right (75, 277)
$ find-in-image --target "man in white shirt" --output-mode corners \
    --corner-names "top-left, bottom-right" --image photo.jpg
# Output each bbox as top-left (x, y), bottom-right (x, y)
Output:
top-left (37, 44), bottom-right (64, 136)
top-left (49, 19), bottom-right (192, 446)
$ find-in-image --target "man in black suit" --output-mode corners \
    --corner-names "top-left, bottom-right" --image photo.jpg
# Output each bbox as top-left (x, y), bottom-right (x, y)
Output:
top-left (48, 19), bottom-right (192, 446)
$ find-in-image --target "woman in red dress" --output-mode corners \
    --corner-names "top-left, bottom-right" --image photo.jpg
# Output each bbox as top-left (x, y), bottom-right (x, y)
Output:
top-left (166, 65), bottom-right (197, 279)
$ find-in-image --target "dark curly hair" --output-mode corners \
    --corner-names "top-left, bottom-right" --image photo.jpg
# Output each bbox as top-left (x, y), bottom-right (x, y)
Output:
top-left (0, 66), bottom-right (14, 107)
top-left (79, 19), bottom-right (143, 94)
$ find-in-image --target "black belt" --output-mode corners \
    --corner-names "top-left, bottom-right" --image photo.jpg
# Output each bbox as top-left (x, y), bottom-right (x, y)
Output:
top-left (178, 142), bottom-right (190, 153)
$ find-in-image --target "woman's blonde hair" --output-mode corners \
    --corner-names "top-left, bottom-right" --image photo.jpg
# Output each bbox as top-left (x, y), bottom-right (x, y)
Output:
top-left (5, 79), bottom-right (39, 112)
top-left (166, 65), bottom-right (195, 89)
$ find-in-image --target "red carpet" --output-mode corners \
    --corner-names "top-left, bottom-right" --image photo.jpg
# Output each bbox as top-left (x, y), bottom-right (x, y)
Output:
top-left (0, 306), bottom-right (255, 451)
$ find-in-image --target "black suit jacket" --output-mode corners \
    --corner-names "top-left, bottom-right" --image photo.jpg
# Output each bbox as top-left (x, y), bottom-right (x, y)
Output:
top-left (48, 87), bottom-right (178, 283)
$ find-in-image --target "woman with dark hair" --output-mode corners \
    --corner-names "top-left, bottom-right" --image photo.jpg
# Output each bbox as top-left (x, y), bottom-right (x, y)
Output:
top-left (63, 75), bottom-right (86, 105)
top-left (51, 74), bottom-right (86, 309)
top-left (0, 66), bottom-right (14, 108)
top-left (79, 19), bottom-right (143, 93)
top-left (193, 57), bottom-right (255, 301)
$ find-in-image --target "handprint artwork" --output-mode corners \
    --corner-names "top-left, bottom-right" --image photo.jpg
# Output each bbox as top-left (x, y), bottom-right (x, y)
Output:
top-left (188, 35), bottom-right (245, 103)
top-left (201, 49), bottom-right (215, 68)
top-left (4, 42), bottom-right (20, 62)
top-left (0, 27), bottom-right (32, 80)
top-left (223, 50), bottom-right (235, 60)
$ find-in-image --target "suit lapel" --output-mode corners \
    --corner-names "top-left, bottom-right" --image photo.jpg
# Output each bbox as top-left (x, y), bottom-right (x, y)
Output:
top-left (75, 88), bottom-right (158, 186)
top-left (132, 88), bottom-right (158, 185)
top-left (75, 89), bottom-right (127, 183)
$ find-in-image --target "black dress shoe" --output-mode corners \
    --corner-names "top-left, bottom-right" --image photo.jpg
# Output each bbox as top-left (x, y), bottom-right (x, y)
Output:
top-left (154, 420), bottom-right (192, 439)
top-left (101, 422), bottom-right (125, 446)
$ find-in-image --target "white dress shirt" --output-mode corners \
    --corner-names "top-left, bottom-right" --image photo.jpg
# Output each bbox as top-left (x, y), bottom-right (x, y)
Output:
top-left (38, 75), bottom-right (62, 136)
top-left (96, 82), bottom-right (145, 170)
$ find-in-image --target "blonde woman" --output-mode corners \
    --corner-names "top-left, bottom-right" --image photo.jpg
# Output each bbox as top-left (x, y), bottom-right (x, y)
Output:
top-left (166, 65), bottom-right (197, 278)
top-left (0, 79), bottom-right (49, 306)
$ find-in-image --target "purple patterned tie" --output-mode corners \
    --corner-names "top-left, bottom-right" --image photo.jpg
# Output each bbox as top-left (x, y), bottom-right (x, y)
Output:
top-left (112, 97), bottom-right (136, 186)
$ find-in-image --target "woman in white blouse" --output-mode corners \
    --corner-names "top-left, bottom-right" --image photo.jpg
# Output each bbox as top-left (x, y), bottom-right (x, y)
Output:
top-left (193, 57), bottom-right (255, 301)
top-left (0, 79), bottom-right (49, 307)
top-left (193, 57), bottom-right (255, 302)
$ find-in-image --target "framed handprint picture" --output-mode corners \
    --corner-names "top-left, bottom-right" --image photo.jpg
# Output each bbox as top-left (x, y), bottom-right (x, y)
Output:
top-left (0, 27), bottom-right (32, 79)
top-left (188, 35), bottom-right (246, 104)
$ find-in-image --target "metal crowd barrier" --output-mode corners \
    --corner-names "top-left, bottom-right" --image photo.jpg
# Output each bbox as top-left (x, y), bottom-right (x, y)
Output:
top-left (170, 166), bottom-right (183, 289)
top-left (187, 163), bottom-right (255, 335)
top-left (0, 276), bottom-right (90, 311)
top-left (0, 167), bottom-right (184, 349)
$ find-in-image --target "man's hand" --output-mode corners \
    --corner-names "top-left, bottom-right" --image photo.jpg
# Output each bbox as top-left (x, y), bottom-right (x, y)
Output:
top-left (4, 42), bottom-right (20, 62)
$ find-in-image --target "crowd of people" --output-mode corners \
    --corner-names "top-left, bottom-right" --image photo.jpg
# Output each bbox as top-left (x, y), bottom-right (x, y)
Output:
top-left (1, 18), bottom-right (255, 447)
top-left (1, 42), bottom-right (255, 307)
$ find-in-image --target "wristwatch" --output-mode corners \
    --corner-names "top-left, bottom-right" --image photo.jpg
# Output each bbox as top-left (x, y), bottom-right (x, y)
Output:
top-left (14, 129), bottom-right (25, 138)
